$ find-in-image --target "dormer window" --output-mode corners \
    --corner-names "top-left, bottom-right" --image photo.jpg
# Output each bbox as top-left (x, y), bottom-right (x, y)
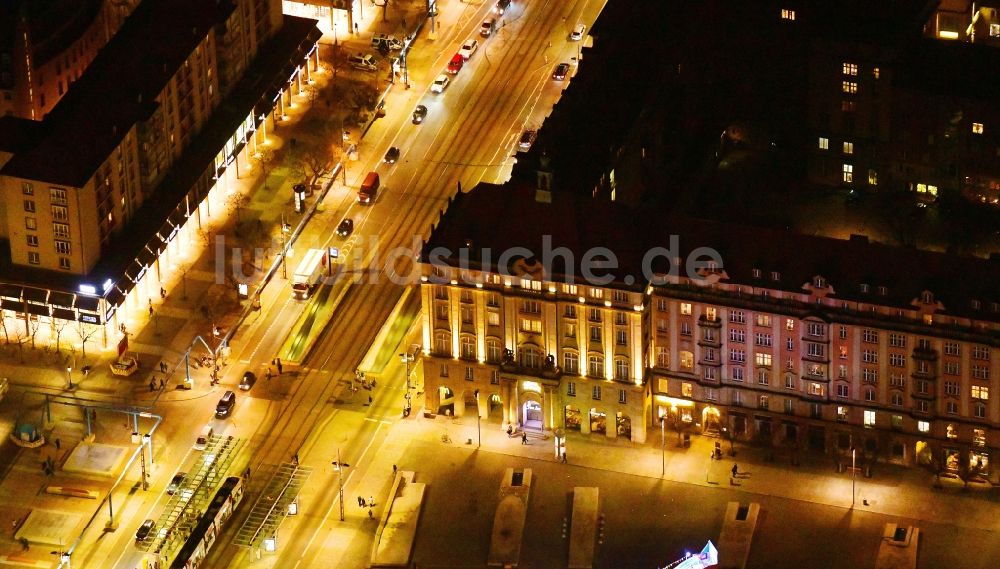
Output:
top-left (813, 276), bottom-right (826, 288)
top-left (752, 268), bottom-right (761, 279)
top-left (877, 286), bottom-right (888, 296)
top-left (770, 271), bottom-right (780, 281)
top-left (921, 291), bottom-right (933, 304)
top-left (991, 302), bottom-right (1000, 313)
top-left (860, 283), bottom-right (870, 294)
top-left (971, 300), bottom-right (981, 310)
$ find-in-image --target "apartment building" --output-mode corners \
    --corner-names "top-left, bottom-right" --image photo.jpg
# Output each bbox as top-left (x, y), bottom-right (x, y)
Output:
top-left (420, 182), bottom-right (1000, 479)
top-left (0, 0), bottom-right (140, 120)
top-left (0, 0), bottom-right (319, 340)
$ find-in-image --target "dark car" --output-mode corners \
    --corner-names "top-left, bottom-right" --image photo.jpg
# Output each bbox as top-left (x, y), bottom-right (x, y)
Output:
top-left (384, 146), bottom-right (401, 164)
top-left (336, 218), bottom-right (354, 237)
top-left (135, 519), bottom-right (156, 541)
top-left (216, 390), bottom-right (236, 418)
top-left (238, 371), bottom-right (256, 391)
top-left (552, 62), bottom-right (570, 80)
top-left (518, 130), bottom-right (537, 151)
top-left (412, 105), bottom-right (427, 124)
top-left (167, 472), bottom-right (187, 495)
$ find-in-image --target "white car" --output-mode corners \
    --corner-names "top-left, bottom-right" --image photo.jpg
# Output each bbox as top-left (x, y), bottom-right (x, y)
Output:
top-left (459, 39), bottom-right (479, 60)
top-left (431, 74), bottom-right (450, 94)
top-left (569, 23), bottom-right (586, 41)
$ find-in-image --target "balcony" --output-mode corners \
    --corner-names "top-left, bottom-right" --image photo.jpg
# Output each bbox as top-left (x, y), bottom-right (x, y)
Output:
top-left (499, 351), bottom-right (562, 381)
top-left (698, 316), bottom-right (722, 328)
top-left (697, 337), bottom-right (721, 348)
top-left (801, 352), bottom-right (830, 364)
top-left (910, 391), bottom-right (936, 401)
top-left (911, 347), bottom-right (938, 361)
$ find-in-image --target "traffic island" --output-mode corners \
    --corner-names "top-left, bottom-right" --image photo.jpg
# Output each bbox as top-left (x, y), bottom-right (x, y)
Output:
top-left (487, 468), bottom-right (532, 568)
top-left (369, 471), bottom-right (425, 567)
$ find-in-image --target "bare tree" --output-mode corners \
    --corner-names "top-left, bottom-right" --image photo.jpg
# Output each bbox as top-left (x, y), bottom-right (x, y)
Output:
top-left (52, 319), bottom-right (69, 353)
top-left (0, 313), bottom-right (11, 344)
top-left (10, 326), bottom-right (29, 363)
top-left (229, 191), bottom-right (251, 223)
top-left (252, 147), bottom-right (277, 189)
top-left (27, 317), bottom-right (41, 350)
top-left (76, 322), bottom-right (100, 362)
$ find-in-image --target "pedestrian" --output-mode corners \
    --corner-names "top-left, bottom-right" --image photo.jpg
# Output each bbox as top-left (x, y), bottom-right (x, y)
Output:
top-left (160, 287), bottom-right (166, 299)
top-left (293, 452), bottom-right (299, 466)
top-left (368, 508), bottom-right (373, 519)
top-left (149, 379), bottom-right (156, 392)
top-left (148, 305), bottom-right (154, 317)
top-left (731, 464), bottom-right (739, 478)
top-left (276, 359), bottom-right (283, 375)
top-left (368, 395), bottom-right (373, 405)
top-left (506, 425), bottom-right (513, 437)
top-left (266, 367), bottom-right (272, 380)
top-left (521, 433), bottom-right (528, 445)
top-left (358, 496), bottom-right (364, 507)
top-left (55, 438), bottom-right (61, 450)
top-left (368, 496), bottom-right (375, 507)
top-left (20, 537), bottom-right (28, 551)
top-left (159, 378), bottom-right (165, 390)
top-left (561, 452), bottom-right (567, 464)
top-left (354, 22), bottom-right (359, 34)
top-left (392, 464), bottom-right (398, 476)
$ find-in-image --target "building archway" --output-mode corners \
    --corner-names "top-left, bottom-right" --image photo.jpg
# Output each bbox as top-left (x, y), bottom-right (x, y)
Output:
top-left (702, 406), bottom-right (721, 435)
top-left (565, 405), bottom-right (582, 431)
top-left (437, 386), bottom-right (454, 416)
top-left (616, 413), bottom-right (632, 439)
top-left (590, 408), bottom-right (607, 435)
top-left (487, 393), bottom-right (503, 419)
top-left (523, 400), bottom-right (543, 430)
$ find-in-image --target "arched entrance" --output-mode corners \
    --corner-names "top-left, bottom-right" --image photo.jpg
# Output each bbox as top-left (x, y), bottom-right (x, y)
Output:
top-left (437, 386), bottom-right (454, 416)
top-left (488, 394), bottom-right (503, 418)
top-left (702, 407), bottom-right (721, 435)
top-left (616, 413), bottom-right (631, 439)
top-left (523, 400), bottom-right (543, 430)
top-left (589, 408), bottom-right (607, 435)
top-left (565, 405), bottom-right (582, 431)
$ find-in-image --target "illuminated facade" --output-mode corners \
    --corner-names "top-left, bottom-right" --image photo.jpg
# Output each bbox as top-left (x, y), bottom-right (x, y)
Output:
top-left (0, 0), bottom-right (320, 343)
top-left (420, 268), bottom-right (648, 443)
top-left (421, 183), bottom-right (1000, 478)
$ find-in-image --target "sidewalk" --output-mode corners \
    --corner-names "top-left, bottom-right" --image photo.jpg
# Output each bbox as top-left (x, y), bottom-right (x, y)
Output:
top-left (398, 407), bottom-right (1000, 533)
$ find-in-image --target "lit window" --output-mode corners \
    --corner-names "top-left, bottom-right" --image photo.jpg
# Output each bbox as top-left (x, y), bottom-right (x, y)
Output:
top-left (818, 137), bottom-right (829, 150)
top-left (918, 421), bottom-right (930, 433)
top-left (681, 382), bottom-right (693, 397)
top-left (991, 23), bottom-right (1000, 37)
top-left (842, 164), bottom-right (853, 183)
top-left (843, 141), bottom-right (854, 155)
top-left (972, 386), bottom-right (990, 400)
top-left (873, 67), bottom-right (880, 79)
top-left (680, 302), bottom-right (692, 315)
top-left (842, 62), bottom-right (858, 76)
top-left (842, 81), bottom-right (857, 94)
top-left (868, 169), bottom-right (878, 186)
top-left (972, 122), bottom-right (984, 134)
top-left (864, 410), bottom-right (876, 428)
top-left (781, 8), bottom-right (795, 20)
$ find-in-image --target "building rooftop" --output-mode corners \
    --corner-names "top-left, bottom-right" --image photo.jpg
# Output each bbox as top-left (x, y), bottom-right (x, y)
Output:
top-left (0, 0), bottom-right (235, 187)
top-left (424, 182), bottom-right (1000, 324)
top-left (0, 15), bottom-right (321, 294)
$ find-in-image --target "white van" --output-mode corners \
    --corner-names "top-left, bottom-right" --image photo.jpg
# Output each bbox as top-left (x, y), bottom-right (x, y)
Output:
top-left (193, 425), bottom-right (213, 450)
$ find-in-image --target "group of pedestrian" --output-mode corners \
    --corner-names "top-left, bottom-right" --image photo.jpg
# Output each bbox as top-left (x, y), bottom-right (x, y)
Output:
top-left (159, 361), bottom-right (168, 374)
top-left (272, 358), bottom-right (283, 375)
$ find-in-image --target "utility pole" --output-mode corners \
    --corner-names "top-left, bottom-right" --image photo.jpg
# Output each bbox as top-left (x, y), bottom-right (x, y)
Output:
top-left (660, 417), bottom-right (665, 476)
top-left (475, 389), bottom-right (481, 448)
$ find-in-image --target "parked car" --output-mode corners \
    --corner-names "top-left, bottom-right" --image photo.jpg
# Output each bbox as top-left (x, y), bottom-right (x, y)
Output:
top-left (552, 62), bottom-right (570, 80)
top-left (348, 54), bottom-right (378, 72)
top-left (412, 104), bottom-right (428, 124)
top-left (459, 39), bottom-right (479, 60)
top-left (480, 17), bottom-right (496, 37)
top-left (431, 74), bottom-right (450, 93)
top-left (167, 472), bottom-right (187, 495)
top-left (518, 130), bottom-right (537, 151)
top-left (569, 23), bottom-right (586, 41)
top-left (336, 218), bottom-right (354, 237)
top-left (371, 33), bottom-right (403, 50)
top-left (135, 519), bottom-right (156, 541)
top-left (384, 146), bottom-right (401, 164)
top-left (238, 371), bottom-right (256, 391)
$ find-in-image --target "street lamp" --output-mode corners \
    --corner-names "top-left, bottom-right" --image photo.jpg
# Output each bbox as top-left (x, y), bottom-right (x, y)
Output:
top-left (332, 450), bottom-right (350, 521)
top-left (474, 389), bottom-right (481, 448)
top-left (851, 445), bottom-right (857, 508)
top-left (659, 409), bottom-right (666, 476)
top-left (66, 367), bottom-right (73, 390)
top-left (400, 352), bottom-right (413, 417)
top-left (280, 217), bottom-right (291, 279)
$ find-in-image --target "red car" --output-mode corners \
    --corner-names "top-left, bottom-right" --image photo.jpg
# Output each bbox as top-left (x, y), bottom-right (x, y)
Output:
top-left (447, 53), bottom-right (463, 74)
